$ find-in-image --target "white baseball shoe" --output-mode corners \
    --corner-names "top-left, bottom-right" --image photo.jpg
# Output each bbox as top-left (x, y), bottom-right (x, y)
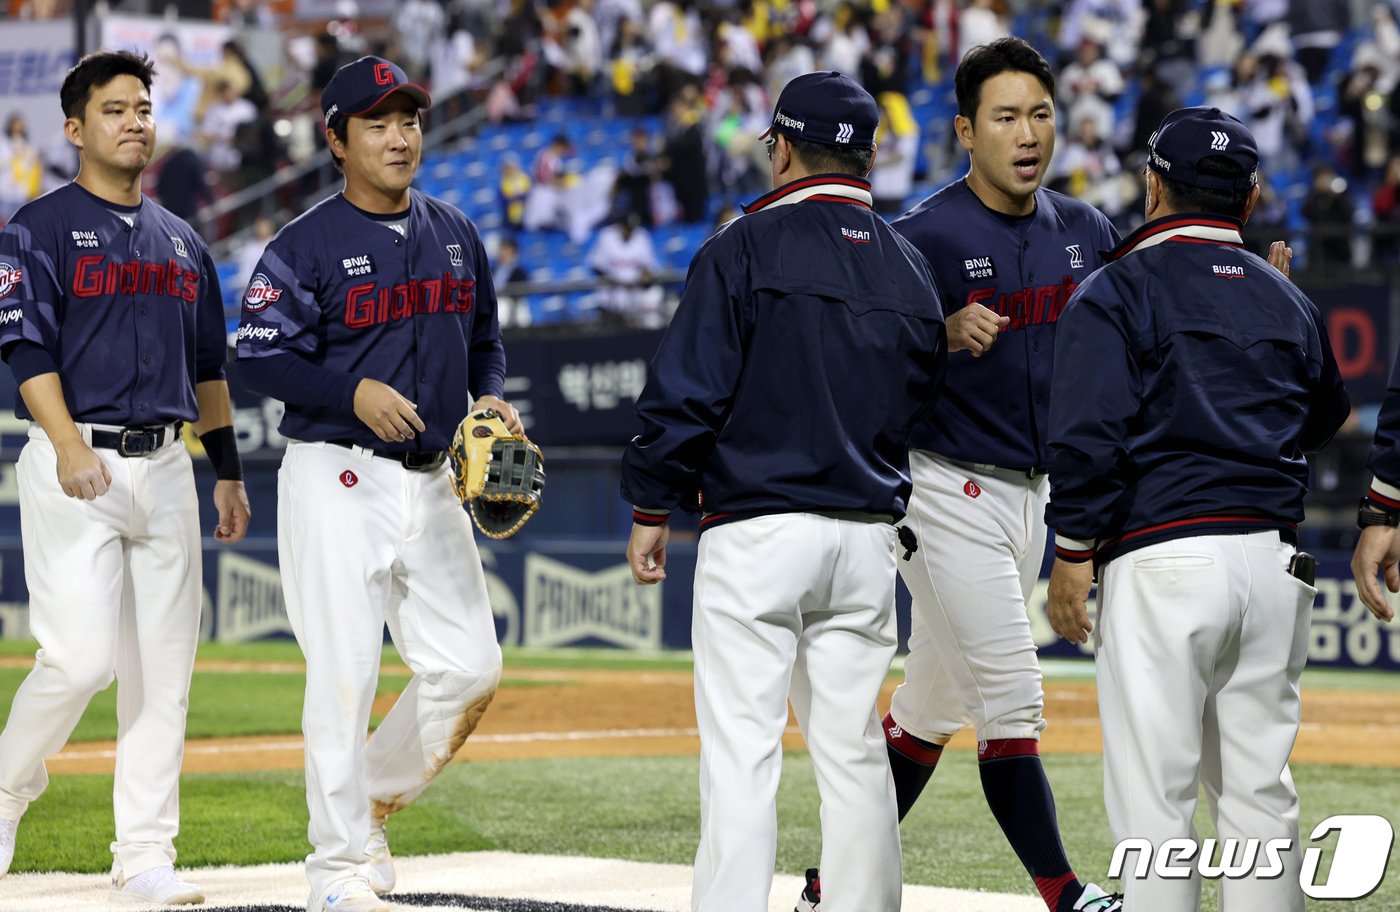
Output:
top-left (320, 876), bottom-right (389, 911)
top-left (1074, 883), bottom-right (1124, 911)
top-left (109, 865), bottom-right (205, 905)
top-left (363, 818), bottom-right (395, 895)
top-left (0, 817), bottom-right (17, 878)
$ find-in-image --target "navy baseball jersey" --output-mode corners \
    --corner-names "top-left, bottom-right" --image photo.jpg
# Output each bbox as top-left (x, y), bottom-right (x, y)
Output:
top-left (235, 190), bottom-right (505, 452)
top-left (0, 183), bottom-right (227, 424)
top-left (893, 180), bottom-right (1119, 471)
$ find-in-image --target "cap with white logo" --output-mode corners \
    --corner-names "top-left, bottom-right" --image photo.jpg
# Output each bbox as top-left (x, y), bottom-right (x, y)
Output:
top-left (1146, 106), bottom-right (1259, 192)
top-left (761, 71), bottom-right (878, 149)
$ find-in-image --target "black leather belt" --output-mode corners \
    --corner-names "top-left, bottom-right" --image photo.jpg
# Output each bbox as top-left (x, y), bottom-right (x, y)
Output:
top-left (326, 440), bottom-right (447, 471)
top-left (89, 426), bottom-right (173, 457)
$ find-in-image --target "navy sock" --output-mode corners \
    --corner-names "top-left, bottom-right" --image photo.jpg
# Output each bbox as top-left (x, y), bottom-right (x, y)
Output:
top-left (883, 712), bottom-right (943, 820)
top-left (977, 738), bottom-right (1083, 912)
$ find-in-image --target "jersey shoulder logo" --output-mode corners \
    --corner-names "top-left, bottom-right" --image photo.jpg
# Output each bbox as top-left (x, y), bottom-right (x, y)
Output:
top-left (170, 236), bottom-right (189, 259)
top-left (962, 255), bottom-right (996, 281)
top-left (1066, 244), bottom-right (1084, 269)
top-left (447, 244), bottom-right (463, 266)
top-left (0, 263), bottom-right (23, 301)
top-left (70, 230), bottom-right (99, 249)
top-left (236, 323), bottom-right (280, 343)
top-left (840, 227), bottom-right (871, 244)
top-left (342, 254), bottom-right (376, 278)
top-left (1212, 264), bottom-right (1245, 279)
top-left (243, 273), bottom-right (283, 312)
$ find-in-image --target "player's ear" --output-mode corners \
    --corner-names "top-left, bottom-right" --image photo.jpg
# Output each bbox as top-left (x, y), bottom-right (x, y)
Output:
top-left (864, 142), bottom-right (878, 178)
top-left (1239, 183), bottom-right (1261, 226)
top-left (63, 116), bottom-right (84, 151)
top-left (954, 114), bottom-right (974, 152)
top-left (326, 124), bottom-right (346, 160)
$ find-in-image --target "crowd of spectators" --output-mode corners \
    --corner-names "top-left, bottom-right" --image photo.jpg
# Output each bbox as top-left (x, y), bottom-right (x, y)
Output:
top-left (4, 0), bottom-right (1400, 313)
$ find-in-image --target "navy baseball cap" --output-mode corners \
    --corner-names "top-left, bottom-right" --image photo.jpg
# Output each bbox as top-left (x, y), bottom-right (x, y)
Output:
top-left (1147, 107), bottom-right (1259, 192)
top-left (761, 71), bottom-right (878, 149)
top-left (322, 56), bottom-right (431, 130)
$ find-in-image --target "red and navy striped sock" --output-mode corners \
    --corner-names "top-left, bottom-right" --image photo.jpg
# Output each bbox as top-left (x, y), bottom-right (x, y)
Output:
top-left (883, 712), bottom-right (943, 820)
top-left (977, 738), bottom-right (1082, 912)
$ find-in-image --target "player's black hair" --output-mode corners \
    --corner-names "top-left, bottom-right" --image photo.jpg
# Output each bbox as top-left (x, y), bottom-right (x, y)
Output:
top-left (787, 135), bottom-right (875, 178)
top-left (60, 50), bottom-right (156, 121)
top-left (955, 37), bottom-right (1056, 122)
top-left (1157, 155), bottom-right (1254, 219)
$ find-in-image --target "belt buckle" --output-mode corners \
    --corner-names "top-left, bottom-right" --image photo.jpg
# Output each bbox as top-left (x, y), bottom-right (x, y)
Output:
top-left (403, 451), bottom-right (442, 471)
top-left (117, 427), bottom-right (158, 457)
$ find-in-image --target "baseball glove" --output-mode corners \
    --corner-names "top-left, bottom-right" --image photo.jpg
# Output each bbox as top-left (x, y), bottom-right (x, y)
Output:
top-left (449, 408), bottom-right (546, 539)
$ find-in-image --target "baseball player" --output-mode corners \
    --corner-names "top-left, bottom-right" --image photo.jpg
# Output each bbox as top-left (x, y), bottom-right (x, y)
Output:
top-left (1046, 107), bottom-right (1350, 912)
top-left (623, 71), bottom-right (946, 912)
top-left (0, 50), bottom-right (249, 904)
top-left (235, 56), bottom-right (513, 912)
top-left (798, 39), bottom-right (1121, 912)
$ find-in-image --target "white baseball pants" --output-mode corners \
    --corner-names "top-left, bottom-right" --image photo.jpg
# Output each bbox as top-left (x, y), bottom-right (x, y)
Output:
top-left (889, 452), bottom-right (1048, 743)
top-left (690, 513), bottom-right (901, 912)
top-left (277, 442), bottom-right (502, 908)
top-left (1095, 531), bottom-right (1312, 912)
top-left (0, 424), bottom-right (200, 879)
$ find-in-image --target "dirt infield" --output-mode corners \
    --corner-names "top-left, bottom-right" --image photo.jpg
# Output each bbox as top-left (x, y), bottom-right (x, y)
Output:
top-left (43, 665), bottom-right (1400, 775)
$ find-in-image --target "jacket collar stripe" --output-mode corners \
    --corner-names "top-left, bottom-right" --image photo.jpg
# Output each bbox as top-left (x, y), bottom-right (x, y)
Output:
top-left (744, 175), bottom-right (874, 214)
top-left (1108, 215), bottom-right (1244, 261)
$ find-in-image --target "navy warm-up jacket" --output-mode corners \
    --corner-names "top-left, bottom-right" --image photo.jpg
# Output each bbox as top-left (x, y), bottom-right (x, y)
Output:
top-left (1364, 358), bottom-right (1400, 510)
top-left (1046, 214), bottom-right (1350, 566)
top-left (621, 174), bottom-right (947, 529)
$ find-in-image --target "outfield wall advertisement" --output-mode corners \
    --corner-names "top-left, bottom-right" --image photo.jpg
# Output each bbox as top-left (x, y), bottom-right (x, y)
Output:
top-left (0, 538), bottom-right (1394, 671)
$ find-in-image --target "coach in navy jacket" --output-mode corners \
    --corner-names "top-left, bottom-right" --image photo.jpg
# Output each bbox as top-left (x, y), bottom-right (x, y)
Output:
top-left (1044, 108), bottom-right (1348, 912)
top-left (620, 110), bottom-right (946, 530)
top-left (621, 73), bottom-right (945, 912)
top-left (1045, 117), bottom-right (1348, 576)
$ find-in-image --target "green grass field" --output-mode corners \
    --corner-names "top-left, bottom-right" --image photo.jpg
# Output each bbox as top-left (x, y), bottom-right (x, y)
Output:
top-left (0, 639), bottom-right (1395, 910)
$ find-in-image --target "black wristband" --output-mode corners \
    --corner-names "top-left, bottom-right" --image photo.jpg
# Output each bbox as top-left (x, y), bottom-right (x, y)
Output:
top-left (199, 425), bottom-right (244, 481)
top-left (1357, 497), bottom-right (1400, 529)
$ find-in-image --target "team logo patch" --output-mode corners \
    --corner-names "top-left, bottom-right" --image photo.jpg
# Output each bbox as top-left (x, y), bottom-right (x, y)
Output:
top-left (1066, 244), bottom-right (1084, 269)
top-left (0, 263), bottom-right (22, 301)
top-left (964, 480), bottom-right (981, 498)
top-left (1210, 130), bottom-right (1230, 152)
top-left (962, 255), bottom-right (995, 281)
top-left (243, 273), bottom-right (283, 312)
top-left (840, 227), bottom-right (871, 244)
top-left (170, 236), bottom-right (189, 258)
top-left (342, 254), bottom-right (375, 277)
top-left (70, 230), bottom-right (99, 248)
top-left (447, 244), bottom-right (463, 266)
top-left (835, 122), bottom-right (854, 143)
top-left (1212, 264), bottom-right (1245, 278)
top-left (340, 470), bottom-right (358, 488)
